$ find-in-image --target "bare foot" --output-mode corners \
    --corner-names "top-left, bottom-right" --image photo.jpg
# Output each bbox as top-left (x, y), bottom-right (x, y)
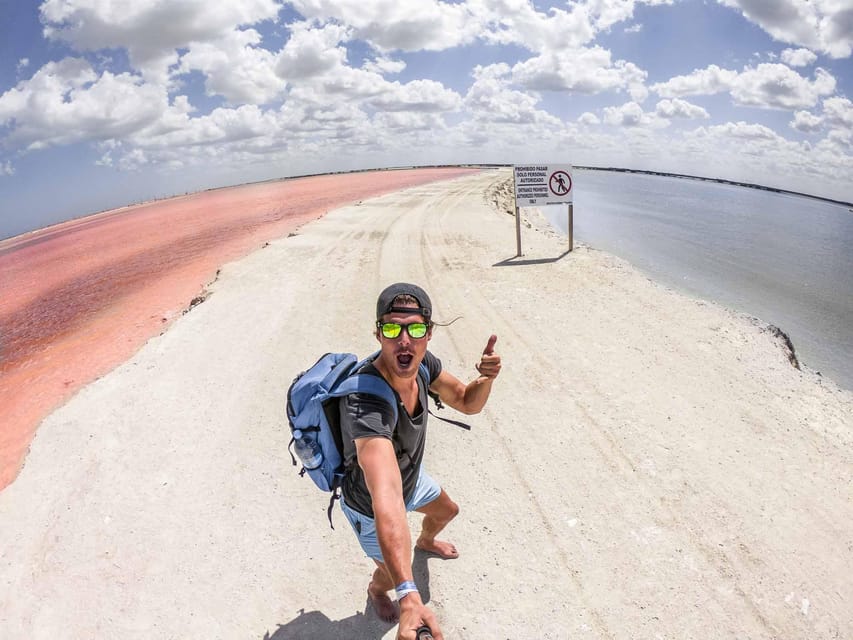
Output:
top-left (416, 538), bottom-right (459, 559)
top-left (367, 586), bottom-right (399, 623)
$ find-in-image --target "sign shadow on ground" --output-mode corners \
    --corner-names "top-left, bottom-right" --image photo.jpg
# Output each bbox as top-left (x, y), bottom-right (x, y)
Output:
top-left (493, 249), bottom-right (572, 267)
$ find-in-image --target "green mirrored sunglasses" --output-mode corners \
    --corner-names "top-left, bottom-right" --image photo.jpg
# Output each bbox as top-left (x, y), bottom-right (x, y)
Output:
top-left (377, 321), bottom-right (429, 339)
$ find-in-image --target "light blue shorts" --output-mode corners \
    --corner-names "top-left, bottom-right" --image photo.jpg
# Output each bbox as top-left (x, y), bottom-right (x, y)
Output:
top-left (341, 468), bottom-right (442, 562)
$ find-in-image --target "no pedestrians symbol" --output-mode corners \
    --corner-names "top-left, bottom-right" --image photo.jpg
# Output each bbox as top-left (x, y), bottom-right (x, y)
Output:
top-left (549, 171), bottom-right (572, 197)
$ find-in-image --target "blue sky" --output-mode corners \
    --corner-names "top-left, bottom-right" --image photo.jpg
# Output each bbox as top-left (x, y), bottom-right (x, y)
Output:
top-left (1, 0), bottom-right (851, 240)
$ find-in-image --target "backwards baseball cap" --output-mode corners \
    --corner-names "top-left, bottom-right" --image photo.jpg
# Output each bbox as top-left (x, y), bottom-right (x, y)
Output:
top-left (376, 282), bottom-right (432, 321)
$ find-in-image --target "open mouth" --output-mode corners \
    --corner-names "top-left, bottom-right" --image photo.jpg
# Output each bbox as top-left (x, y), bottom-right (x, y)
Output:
top-left (396, 353), bottom-right (414, 369)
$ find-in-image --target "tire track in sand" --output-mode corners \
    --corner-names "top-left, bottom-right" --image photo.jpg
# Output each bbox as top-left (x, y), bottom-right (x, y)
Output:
top-left (364, 172), bottom-right (616, 638)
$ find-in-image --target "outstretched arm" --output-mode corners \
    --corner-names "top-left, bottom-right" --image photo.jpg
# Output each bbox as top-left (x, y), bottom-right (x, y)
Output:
top-left (356, 436), bottom-right (412, 582)
top-left (355, 437), bottom-right (444, 640)
top-left (430, 335), bottom-right (501, 415)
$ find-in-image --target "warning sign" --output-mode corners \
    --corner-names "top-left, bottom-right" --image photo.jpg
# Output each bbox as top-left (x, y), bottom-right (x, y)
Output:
top-left (513, 164), bottom-right (573, 206)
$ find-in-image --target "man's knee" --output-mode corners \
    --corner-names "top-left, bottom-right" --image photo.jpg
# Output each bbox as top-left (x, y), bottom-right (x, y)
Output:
top-left (440, 496), bottom-right (460, 523)
top-left (417, 489), bottom-right (459, 523)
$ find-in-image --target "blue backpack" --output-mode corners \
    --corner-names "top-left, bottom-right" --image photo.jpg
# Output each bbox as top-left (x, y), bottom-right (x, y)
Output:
top-left (286, 351), bottom-right (429, 527)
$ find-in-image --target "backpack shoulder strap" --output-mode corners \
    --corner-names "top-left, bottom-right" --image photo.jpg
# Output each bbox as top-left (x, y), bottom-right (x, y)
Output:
top-left (418, 362), bottom-right (429, 389)
top-left (328, 357), bottom-right (432, 423)
top-left (419, 360), bottom-right (473, 431)
top-left (419, 361), bottom-right (445, 410)
top-left (328, 373), bottom-right (400, 424)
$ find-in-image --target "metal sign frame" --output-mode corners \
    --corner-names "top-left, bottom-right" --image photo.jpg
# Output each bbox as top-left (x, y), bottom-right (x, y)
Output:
top-left (513, 164), bottom-right (574, 257)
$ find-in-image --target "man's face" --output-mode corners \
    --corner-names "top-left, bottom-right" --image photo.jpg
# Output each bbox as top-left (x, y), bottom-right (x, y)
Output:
top-left (375, 304), bottom-right (432, 379)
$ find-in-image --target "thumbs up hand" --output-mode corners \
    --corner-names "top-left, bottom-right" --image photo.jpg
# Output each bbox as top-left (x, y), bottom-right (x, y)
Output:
top-left (475, 334), bottom-right (501, 379)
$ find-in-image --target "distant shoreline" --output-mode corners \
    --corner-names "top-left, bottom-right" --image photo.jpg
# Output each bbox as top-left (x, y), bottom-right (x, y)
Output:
top-left (3, 162), bottom-right (849, 243)
top-left (427, 164), bottom-right (853, 209)
top-left (570, 165), bottom-right (853, 209)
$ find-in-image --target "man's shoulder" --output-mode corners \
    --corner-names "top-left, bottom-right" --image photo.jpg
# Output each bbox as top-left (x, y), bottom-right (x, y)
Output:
top-left (423, 350), bottom-right (442, 381)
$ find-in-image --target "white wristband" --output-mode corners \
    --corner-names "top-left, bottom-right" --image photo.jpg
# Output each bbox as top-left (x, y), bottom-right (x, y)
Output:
top-left (395, 580), bottom-right (419, 600)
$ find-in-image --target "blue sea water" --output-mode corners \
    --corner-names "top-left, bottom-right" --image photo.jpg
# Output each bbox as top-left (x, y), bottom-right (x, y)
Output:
top-left (542, 169), bottom-right (853, 391)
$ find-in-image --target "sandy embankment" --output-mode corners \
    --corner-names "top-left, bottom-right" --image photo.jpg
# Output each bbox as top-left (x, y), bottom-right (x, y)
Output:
top-left (1, 169), bottom-right (851, 639)
top-left (0, 167), bottom-right (480, 489)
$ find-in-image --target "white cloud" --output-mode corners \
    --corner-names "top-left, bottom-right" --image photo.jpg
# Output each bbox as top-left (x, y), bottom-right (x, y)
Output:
top-left (460, 0), bottom-right (674, 55)
top-left (39, 0), bottom-right (281, 82)
top-left (89, 100), bottom-right (315, 173)
top-left (603, 101), bottom-right (667, 128)
top-left (716, 0), bottom-right (853, 58)
top-left (95, 151), bottom-right (113, 167)
top-left (628, 79), bottom-right (649, 103)
top-left (478, 0), bottom-right (676, 53)
top-left (450, 112), bottom-right (585, 161)
top-left (578, 111), bottom-right (601, 125)
top-left (478, 0), bottom-right (596, 51)
top-left (662, 120), bottom-right (851, 196)
top-left (604, 101), bottom-right (643, 126)
top-left (6, 0), bottom-right (665, 176)
top-left (129, 104), bottom-right (277, 150)
top-left (369, 79), bottom-right (462, 112)
top-left (316, 65), bottom-right (390, 100)
top-left (653, 63), bottom-right (836, 110)
top-left (177, 28), bottom-right (284, 105)
top-left (655, 98), bottom-right (710, 119)
top-left (117, 147), bottom-right (149, 171)
top-left (0, 58), bottom-right (167, 150)
top-left (16, 58), bottom-right (30, 72)
top-left (464, 63), bottom-right (560, 125)
top-left (651, 64), bottom-right (739, 97)
top-left (275, 21), bottom-right (351, 80)
top-left (268, 22), bottom-right (418, 106)
top-left (731, 64), bottom-right (835, 109)
top-left (98, 71), bottom-right (463, 170)
top-left (780, 47), bottom-right (818, 67)
top-left (362, 56), bottom-right (406, 75)
top-left (512, 46), bottom-right (647, 96)
top-left (822, 97), bottom-right (853, 130)
top-left (372, 111), bottom-right (446, 131)
top-left (290, 0), bottom-right (480, 51)
top-left (705, 120), bottom-right (781, 142)
top-left (588, 0), bottom-right (677, 32)
top-left (790, 110), bottom-right (823, 132)
top-left (820, 97), bottom-right (853, 150)
top-left (825, 128), bottom-right (852, 151)
top-left (0, 160), bottom-right (14, 176)
top-left (276, 39), bottom-right (462, 118)
top-left (281, 86), bottom-right (369, 131)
